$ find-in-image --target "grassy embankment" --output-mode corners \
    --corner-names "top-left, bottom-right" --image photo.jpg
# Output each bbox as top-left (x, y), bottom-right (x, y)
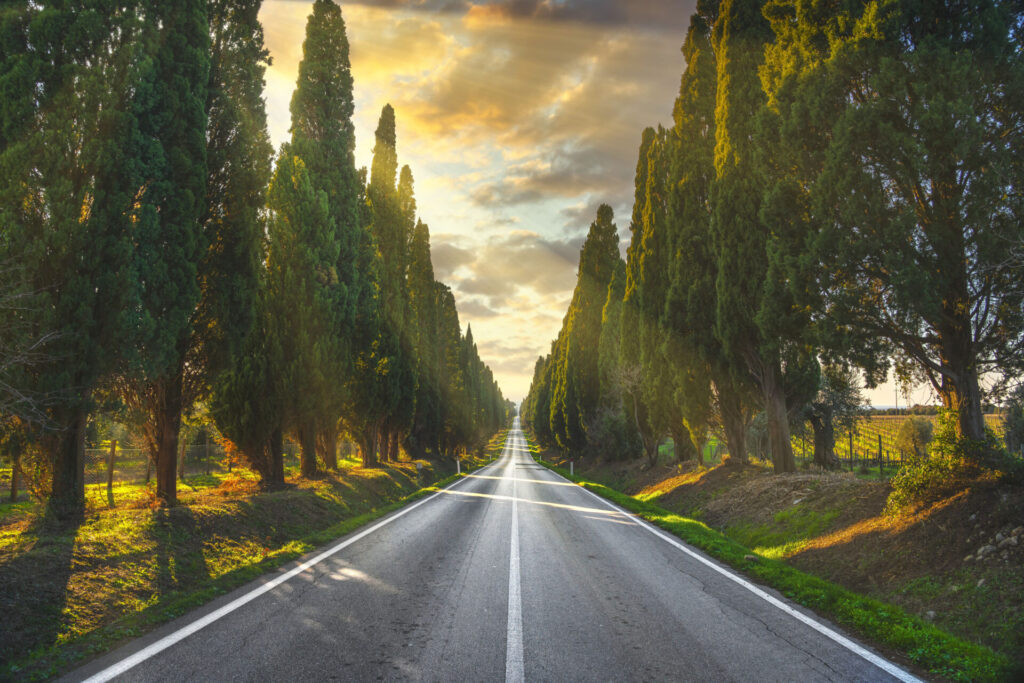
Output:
top-left (0, 429), bottom-right (510, 680)
top-left (526, 432), bottom-right (1020, 683)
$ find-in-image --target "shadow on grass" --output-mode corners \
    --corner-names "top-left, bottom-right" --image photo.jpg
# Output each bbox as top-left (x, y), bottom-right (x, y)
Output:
top-left (0, 511), bottom-right (83, 670)
top-left (151, 507), bottom-right (211, 597)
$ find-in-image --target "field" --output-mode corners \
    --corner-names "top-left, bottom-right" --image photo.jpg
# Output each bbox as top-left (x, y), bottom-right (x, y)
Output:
top-left (653, 414), bottom-right (1009, 481)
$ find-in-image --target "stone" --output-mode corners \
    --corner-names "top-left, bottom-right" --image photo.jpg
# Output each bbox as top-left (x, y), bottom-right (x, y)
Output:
top-left (998, 536), bottom-right (1018, 549)
top-left (977, 544), bottom-right (997, 557)
top-left (925, 610), bottom-right (936, 620)
top-left (1011, 526), bottom-right (1023, 537)
top-left (996, 532), bottom-right (1006, 542)
top-left (743, 555), bottom-right (758, 562)
top-left (977, 578), bottom-right (986, 587)
top-left (963, 555), bottom-right (973, 562)
top-left (969, 513), bottom-right (977, 521)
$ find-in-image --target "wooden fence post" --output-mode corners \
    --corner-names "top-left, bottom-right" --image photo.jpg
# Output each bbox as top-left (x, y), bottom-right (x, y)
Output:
top-left (178, 441), bottom-right (186, 481)
top-left (9, 443), bottom-right (19, 502)
top-left (205, 437), bottom-right (211, 475)
top-left (107, 440), bottom-right (117, 507)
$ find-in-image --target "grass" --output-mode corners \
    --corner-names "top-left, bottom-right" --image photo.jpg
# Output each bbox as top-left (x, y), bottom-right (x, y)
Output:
top-left (1, 429), bottom-right (510, 680)
top-left (528, 447), bottom-right (1014, 681)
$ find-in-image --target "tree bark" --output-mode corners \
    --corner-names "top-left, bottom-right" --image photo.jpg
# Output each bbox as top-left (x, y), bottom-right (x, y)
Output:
top-left (49, 407), bottom-right (87, 517)
top-left (359, 428), bottom-right (378, 468)
top-left (809, 414), bottom-right (840, 469)
top-left (387, 431), bottom-right (399, 462)
top-left (717, 386), bottom-right (747, 464)
top-left (671, 424), bottom-right (694, 462)
top-left (268, 427), bottom-right (285, 488)
top-left (299, 424), bottom-right (318, 478)
top-left (154, 375), bottom-right (184, 506)
top-left (318, 425), bottom-right (339, 470)
top-left (9, 441), bottom-right (20, 502)
top-left (763, 367), bottom-right (796, 473)
top-left (939, 364), bottom-right (986, 444)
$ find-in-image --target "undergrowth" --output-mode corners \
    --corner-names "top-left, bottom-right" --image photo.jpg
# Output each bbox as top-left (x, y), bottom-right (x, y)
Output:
top-left (533, 453), bottom-right (1014, 682)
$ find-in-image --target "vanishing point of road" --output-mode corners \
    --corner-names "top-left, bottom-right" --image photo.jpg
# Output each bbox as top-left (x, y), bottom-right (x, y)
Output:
top-left (66, 417), bottom-right (918, 682)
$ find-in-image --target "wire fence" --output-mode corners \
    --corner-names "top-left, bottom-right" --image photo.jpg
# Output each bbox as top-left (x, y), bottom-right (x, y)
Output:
top-left (0, 443), bottom-right (303, 501)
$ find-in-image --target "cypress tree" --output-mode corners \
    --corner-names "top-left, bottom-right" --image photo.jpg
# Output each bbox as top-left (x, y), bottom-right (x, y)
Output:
top-left (554, 204), bottom-right (620, 452)
top-left (124, 0), bottom-right (211, 505)
top-left (407, 220), bottom-right (441, 457)
top-left (200, 0), bottom-right (274, 402)
top-left (804, 0), bottom-right (1024, 458)
top-left (287, 0), bottom-right (364, 473)
top-left (710, 0), bottom-right (804, 473)
top-left (0, 2), bottom-right (141, 515)
top-left (663, 8), bottom-right (747, 464)
top-left (265, 148), bottom-right (339, 478)
top-left (367, 104), bottom-right (416, 462)
top-left (598, 260), bottom-right (627, 408)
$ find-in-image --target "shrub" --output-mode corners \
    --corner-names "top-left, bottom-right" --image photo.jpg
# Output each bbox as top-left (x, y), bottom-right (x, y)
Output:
top-left (886, 409), bottom-right (1015, 513)
top-left (895, 416), bottom-right (933, 459)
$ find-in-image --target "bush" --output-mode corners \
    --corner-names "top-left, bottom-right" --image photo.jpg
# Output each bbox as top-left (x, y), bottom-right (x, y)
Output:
top-left (895, 416), bottom-right (933, 459)
top-left (886, 409), bottom-right (1014, 513)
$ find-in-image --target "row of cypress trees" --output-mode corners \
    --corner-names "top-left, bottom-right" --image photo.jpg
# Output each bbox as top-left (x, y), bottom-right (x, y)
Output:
top-left (524, 0), bottom-right (1024, 474)
top-left (0, 0), bottom-right (508, 516)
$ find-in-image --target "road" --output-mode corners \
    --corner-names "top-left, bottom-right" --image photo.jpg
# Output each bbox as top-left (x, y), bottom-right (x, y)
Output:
top-left (67, 418), bottom-right (916, 682)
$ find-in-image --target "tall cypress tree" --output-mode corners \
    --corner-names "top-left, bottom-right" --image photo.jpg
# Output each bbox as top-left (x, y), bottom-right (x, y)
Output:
top-left (664, 8), bottom-right (747, 464)
top-left (199, 0), bottom-right (274, 404)
top-left (266, 148), bottom-right (339, 477)
top-left (711, 0), bottom-right (808, 473)
top-left (124, 0), bottom-right (210, 505)
top-left (367, 105), bottom-right (416, 461)
top-left (803, 0), bottom-right (1024, 458)
top-left (407, 220), bottom-right (441, 457)
top-left (0, 2), bottom-right (141, 515)
top-left (553, 204), bottom-right (620, 452)
top-left (287, 0), bottom-right (364, 473)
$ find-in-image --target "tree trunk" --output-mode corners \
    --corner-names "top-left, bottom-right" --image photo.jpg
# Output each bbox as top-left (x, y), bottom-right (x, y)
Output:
top-left (268, 427), bottom-right (285, 488)
top-left (763, 367), bottom-right (796, 473)
top-left (9, 442), bottom-right (20, 503)
top-left (318, 425), bottom-right (338, 470)
top-left (299, 424), bottom-right (318, 478)
top-left (154, 375), bottom-right (183, 506)
top-left (671, 424), bottom-right (694, 462)
top-left (387, 431), bottom-right (399, 462)
top-left (809, 414), bottom-right (839, 470)
top-left (359, 428), bottom-right (378, 468)
top-left (49, 407), bottom-right (87, 517)
top-left (717, 386), bottom-right (747, 464)
top-left (939, 364), bottom-right (986, 445)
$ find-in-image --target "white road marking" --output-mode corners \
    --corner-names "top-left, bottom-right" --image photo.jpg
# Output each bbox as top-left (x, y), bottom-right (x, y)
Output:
top-left (505, 432), bottom-right (525, 683)
top-left (526, 436), bottom-right (921, 683)
top-left (81, 458), bottom-right (504, 683)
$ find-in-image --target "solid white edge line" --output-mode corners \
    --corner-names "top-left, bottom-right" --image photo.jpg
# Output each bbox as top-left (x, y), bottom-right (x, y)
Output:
top-left (505, 434), bottom-right (525, 683)
top-left (529, 441), bottom-right (922, 683)
top-left (82, 455), bottom-right (506, 683)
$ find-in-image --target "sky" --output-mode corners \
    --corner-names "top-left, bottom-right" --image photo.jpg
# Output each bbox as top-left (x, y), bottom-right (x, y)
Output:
top-left (258, 0), bottom-right (935, 408)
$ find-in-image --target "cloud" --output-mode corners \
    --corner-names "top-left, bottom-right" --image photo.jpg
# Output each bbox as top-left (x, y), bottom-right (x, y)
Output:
top-left (331, 0), bottom-right (692, 31)
top-left (457, 298), bottom-right (502, 318)
top-left (430, 240), bottom-right (476, 279)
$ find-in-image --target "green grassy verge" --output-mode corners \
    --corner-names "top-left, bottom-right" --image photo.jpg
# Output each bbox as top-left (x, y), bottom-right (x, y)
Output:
top-left (3, 430), bottom-right (509, 681)
top-left (531, 452), bottom-right (1012, 682)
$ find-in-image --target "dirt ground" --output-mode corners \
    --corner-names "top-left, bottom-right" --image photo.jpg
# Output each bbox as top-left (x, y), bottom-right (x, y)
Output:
top-left (558, 453), bottom-right (1024, 671)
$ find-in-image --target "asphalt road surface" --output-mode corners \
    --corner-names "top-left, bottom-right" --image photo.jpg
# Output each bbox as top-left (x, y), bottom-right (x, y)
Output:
top-left (66, 417), bottom-right (918, 682)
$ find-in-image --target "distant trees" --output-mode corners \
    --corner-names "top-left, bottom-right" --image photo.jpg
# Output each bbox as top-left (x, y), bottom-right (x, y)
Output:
top-left (0, 0), bottom-right (508, 510)
top-left (524, 0), bottom-right (1024, 476)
